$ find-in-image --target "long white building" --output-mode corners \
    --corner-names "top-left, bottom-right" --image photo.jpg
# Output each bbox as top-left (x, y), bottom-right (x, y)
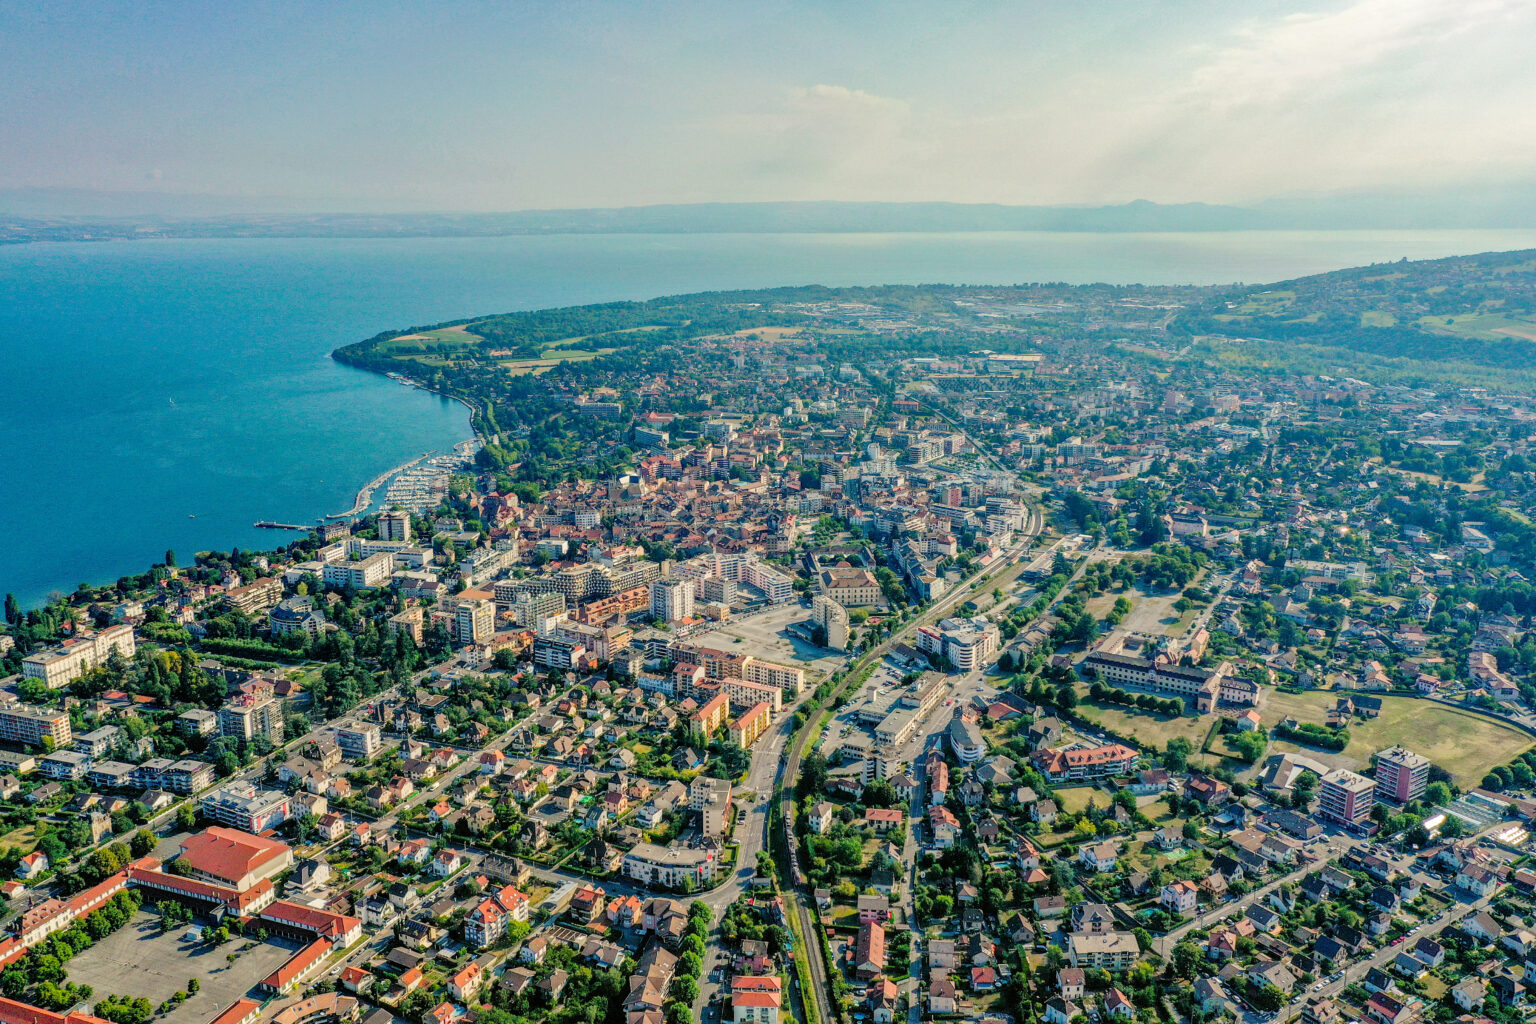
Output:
top-left (22, 625), bottom-right (136, 689)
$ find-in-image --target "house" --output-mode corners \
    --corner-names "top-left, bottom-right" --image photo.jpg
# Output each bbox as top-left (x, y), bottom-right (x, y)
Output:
top-left (1043, 999), bottom-right (1081, 1024)
top-left (1078, 841), bottom-right (1118, 873)
top-left (1104, 989), bottom-right (1135, 1019)
top-left (448, 963), bottom-right (484, 1002)
top-left (1451, 978), bottom-right (1487, 1012)
top-left (857, 894), bottom-right (891, 924)
top-left (970, 967), bottom-right (997, 992)
top-left (867, 978), bottom-right (899, 1024)
top-left (15, 851), bottom-right (48, 879)
top-left (1161, 880), bottom-right (1199, 916)
top-left (855, 921), bottom-right (886, 980)
top-left (430, 849), bottom-right (465, 878)
top-left (1462, 910), bottom-right (1502, 945)
top-left (808, 802), bottom-right (838, 834)
top-left (929, 979), bottom-right (959, 1017)
top-left (1365, 992), bottom-right (1419, 1024)
top-left (1194, 979), bottom-right (1231, 1015)
top-left (1247, 960), bottom-right (1296, 994)
top-left (1057, 969), bottom-right (1085, 999)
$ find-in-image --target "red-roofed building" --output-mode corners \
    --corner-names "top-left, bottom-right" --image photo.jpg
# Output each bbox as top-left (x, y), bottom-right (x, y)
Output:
top-left (261, 938), bottom-right (332, 995)
top-left (258, 901), bottom-right (362, 944)
top-left (1030, 744), bottom-right (1139, 783)
top-left (449, 963), bottom-right (485, 1002)
top-left (127, 863), bottom-right (275, 917)
top-left (0, 997), bottom-right (115, 1024)
top-left (855, 921), bottom-right (886, 980)
top-left (204, 1000), bottom-right (261, 1024)
top-left (465, 900), bottom-right (506, 949)
top-left (178, 828), bottom-right (294, 891)
top-left (732, 990), bottom-right (782, 1024)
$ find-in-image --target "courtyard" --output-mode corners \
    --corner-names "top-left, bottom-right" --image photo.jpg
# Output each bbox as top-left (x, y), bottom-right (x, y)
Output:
top-left (64, 911), bottom-right (300, 1024)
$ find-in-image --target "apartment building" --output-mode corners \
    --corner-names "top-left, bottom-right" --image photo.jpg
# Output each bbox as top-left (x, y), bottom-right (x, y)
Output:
top-left (689, 693), bottom-right (730, 738)
top-left (455, 599), bottom-right (495, 645)
top-left (1319, 768), bottom-right (1376, 828)
top-left (916, 617), bottom-right (1000, 671)
top-left (332, 722), bottom-right (382, 761)
top-left (22, 625), bottom-right (136, 689)
top-left (810, 595), bottom-right (849, 650)
top-left (649, 579), bottom-right (694, 623)
top-left (690, 777), bottom-right (733, 836)
top-left (378, 510), bottom-right (412, 543)
top-left (0, 705), bottom-right (73, 749)
top-left (220, 693), bottom-right (285, 744)
top-left (322, 552), bottom-right (393, 590)
top-left (1374, 746), bottom-right (1430, 805)
top-left (225, 577), bottom-right (284, 615)
top-left (201, 783), bottom-right (292, 833)
top-left (622, 842), bottom-right (718, 888)
top-left (728, 702), bottom-right (772, 749)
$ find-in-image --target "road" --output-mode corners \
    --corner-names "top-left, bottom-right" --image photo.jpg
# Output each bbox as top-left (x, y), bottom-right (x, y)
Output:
top-left (1155, 833), bottom-right (1354, 957)
top-left (772, 504), bottom-right (1046, 1024)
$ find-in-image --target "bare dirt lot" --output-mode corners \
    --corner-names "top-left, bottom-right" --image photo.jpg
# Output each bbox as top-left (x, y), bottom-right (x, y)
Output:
top-left (65, 912), bottom-right (300, 1024)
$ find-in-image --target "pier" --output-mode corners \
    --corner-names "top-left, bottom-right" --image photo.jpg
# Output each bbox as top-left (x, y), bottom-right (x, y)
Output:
top-left (326, 451), bottom-right (434, 520)
top-left (254, 521), bottom-right (310, 531)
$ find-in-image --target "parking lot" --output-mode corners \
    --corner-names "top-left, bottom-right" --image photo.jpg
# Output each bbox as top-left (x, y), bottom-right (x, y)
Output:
top-left (64, 912), bottom-right (300, 1024)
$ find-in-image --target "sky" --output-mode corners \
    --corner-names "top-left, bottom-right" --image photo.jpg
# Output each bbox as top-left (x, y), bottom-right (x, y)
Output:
top-left (3, 0), bottom-right (1535, 212)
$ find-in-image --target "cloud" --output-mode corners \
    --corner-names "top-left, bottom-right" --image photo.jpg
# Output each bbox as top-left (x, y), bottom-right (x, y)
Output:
top-left (1183, 0), bottom-right (1525, 111)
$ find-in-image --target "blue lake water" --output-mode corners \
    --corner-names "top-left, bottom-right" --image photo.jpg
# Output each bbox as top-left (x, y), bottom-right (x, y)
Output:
top-left (4, 228), bottom-right (1536, 609)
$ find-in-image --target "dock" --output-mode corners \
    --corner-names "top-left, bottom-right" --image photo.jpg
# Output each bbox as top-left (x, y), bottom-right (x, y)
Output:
top-left (254, 521), bottom-right (310, 531)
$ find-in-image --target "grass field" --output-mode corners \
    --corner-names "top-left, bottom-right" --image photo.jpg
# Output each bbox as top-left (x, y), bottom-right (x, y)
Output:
top-left (380, 325), bottom-right (480, 352)
top-left (1054, 786), bottom-right (1106, 815)
top-left (1078, 699), bottom-right (1212, 754)
top-left (0, 825), bottom-right (36, 856)
top-left (1417, 312), bottom-right (1536, 341)
top-left (1259, 689), bottom-right (1533, 787)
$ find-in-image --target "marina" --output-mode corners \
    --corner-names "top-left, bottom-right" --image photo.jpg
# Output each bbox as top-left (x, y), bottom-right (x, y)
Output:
top-left (328, 451), bottom-right (435, 519)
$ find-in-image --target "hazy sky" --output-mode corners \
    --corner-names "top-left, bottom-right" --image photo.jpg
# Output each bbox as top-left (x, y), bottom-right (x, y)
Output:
top-left (4, 0), bottom-right (1534, 210)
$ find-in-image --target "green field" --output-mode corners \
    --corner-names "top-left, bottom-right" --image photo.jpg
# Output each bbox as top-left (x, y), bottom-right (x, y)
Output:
top-left (1078, 699), bottom-right (1213, 754)
top-left (1054, 786), bottom-right (1106, 815)
top-left (0, 825), bottom-right (36, 856)
top-left (1417, 312), bottom-right (1536, 341)
top-left (1259, 689), bottom-right (1532, 787)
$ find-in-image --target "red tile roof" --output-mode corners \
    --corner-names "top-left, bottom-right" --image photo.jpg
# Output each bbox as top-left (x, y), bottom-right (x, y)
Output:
top-left (262, 938), bottom-right (331, 992)
top-left (179, 828), bottom-right (291, 888)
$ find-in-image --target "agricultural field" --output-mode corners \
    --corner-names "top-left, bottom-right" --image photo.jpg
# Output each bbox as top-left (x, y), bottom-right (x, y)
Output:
top-left (1417, 311), bottom-right (1536, 341)
top-left (1258, 689), bottom-right (1533, 787)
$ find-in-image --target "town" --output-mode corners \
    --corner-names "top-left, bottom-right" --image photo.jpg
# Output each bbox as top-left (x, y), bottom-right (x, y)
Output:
top-left (7, 256), bottom-right (1536, 1024)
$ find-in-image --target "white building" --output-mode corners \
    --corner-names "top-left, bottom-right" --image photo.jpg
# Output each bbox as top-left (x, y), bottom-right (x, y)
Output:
top-left (322, 552), bottom-right (393, 590)
top-left (22, 625), bottom-right (136, 689)
top-left (650, 579), bottom-right (695, 623)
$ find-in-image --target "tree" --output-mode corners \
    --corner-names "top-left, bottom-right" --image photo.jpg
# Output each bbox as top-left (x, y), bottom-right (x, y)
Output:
top-left (3, 593), bottom-right (18, 626)
top-left (671, 976), bottom-right (699, 1005)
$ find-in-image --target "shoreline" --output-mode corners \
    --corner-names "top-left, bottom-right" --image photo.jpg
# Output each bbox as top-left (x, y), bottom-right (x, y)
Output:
top-left (6, 367), bottom-right (475, 612)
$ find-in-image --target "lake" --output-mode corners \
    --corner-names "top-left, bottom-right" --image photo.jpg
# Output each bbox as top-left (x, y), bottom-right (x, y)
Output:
top-left (4, 228), bottom-right (1535, 608)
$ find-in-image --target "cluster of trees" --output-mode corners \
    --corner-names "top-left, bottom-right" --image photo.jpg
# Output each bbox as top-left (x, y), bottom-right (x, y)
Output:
top-left (95, 995), bottom-right (155, 1024)
top-left (0, 889), bottom-right (143, 1007)
top-left (1274, 720), bottom-right (1349, 752)
top-left (1087, 682), bottom-right (1184, 718)
top-left (1481, 746), bottom-right (1536, 792)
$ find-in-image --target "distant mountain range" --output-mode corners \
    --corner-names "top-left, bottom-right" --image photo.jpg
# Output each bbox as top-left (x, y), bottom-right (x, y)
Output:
top-left (4, 186), bottom-right (1536, 242)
